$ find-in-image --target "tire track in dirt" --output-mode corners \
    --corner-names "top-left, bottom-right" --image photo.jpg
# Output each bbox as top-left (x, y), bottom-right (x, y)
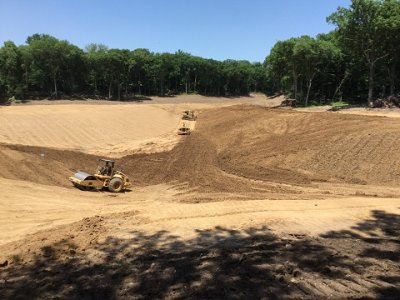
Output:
top-left (3, 104), bottom-right (400, 194)
top-left (2, 101), bottom-right (400, 299)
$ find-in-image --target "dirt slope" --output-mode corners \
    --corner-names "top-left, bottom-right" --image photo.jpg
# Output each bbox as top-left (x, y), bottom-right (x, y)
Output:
top-left (3, 104), bottom-right (400, 191)
top-left (1, 101), bottom-right (400, 299)
top-left (0, 104), bottom-right (180, 156)
top-left (200, 105), bottom-right (400, 186)
top-left (120, 105), bottom-right (400, 191)
top-left (0, 145), bottom-right (97, 187)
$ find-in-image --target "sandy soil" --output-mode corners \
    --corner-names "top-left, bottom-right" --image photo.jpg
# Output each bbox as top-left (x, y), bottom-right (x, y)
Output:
top-left (0, 94), bottom-right (274, 157)
top-left (297, 104), bottom-right (400, 118)
top-left (0, 104), bottom-right (181, 157)
top-left (1, 95), bottom-right (399, 299)
top-left (1, 176), bottom-right (399, 246)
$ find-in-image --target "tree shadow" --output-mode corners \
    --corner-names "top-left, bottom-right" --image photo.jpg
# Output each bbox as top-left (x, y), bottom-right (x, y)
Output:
top-left (0, 210), bottom-right (399, 299)
top-left (327, 104), bottom-right (368, 111)
top-left (322, 209), bottom-right (400, 299)
top-left (118, 95), bottom-right (153, 102)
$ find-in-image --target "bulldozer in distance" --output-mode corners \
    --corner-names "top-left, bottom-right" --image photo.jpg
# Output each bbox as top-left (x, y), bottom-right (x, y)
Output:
top-left (69, 159), bottom-right (131, 192)
top-left (177, 123), bottom-right (191, 135)
top-left (182, 110), bottom-right (197, 121)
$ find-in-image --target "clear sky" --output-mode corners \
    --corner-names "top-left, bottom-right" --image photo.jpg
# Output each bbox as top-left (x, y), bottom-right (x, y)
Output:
top-left (0, 0), bottom-right (350, 62)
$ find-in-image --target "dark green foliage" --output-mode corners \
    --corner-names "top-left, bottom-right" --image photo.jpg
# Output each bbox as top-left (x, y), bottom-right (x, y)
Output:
top-left (0, 41), bottom-right (24, 100)
top-left (23, 34), bottom-right (85, 99)
top-left (0, 36), bottom-right (266, 100)
top-left (266, 0), bottom-right (400, 106)
top-left (265, 35), bottom-right (343, 105)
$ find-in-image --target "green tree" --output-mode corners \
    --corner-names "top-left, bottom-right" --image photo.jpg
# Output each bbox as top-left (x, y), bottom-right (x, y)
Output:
top-left (130, 49), bottom-right (153, 95)
top-left (328, 0), bottom-right (388, 104)
top-left (26, 34), bottom-right (84, 98)
top-left (265, 36), bottom-right (341, 104)
top-left (0, 41), bottom-right (23, 99)
top-left (0, 34), bottom-right (268, 100)
top-left (380, 0), bottom-right (400, 96)
top-left (293, 36), bottom-right (341, 106)
top-left (265, 38), bottom-right (298, 98)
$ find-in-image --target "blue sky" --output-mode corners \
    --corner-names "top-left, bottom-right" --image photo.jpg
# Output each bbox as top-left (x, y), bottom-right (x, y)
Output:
top-left (0, 0), bottom-right (350, 62)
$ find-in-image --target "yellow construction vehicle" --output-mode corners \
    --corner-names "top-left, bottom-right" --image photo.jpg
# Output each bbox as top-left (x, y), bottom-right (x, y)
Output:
top-left (178, 123), bottom-right (191, 135)
top-left (182, 110), bottom-right (197, 121)
top-left (69, 159), bottom-right (131, 192)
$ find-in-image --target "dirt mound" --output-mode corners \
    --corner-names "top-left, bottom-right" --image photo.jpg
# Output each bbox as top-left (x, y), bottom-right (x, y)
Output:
top-left (0, 145), bottom-right (97, 187)
top-left (3, 104), bottom-right (400, 191)
top-left (121, 105), bottom-right (400, 189)
top-left (204, 105), bottom-right (400, 186)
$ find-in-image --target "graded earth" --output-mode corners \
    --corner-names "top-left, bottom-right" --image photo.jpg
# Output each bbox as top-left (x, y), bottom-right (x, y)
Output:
top-left (1, 95), bottom-right (399, 299)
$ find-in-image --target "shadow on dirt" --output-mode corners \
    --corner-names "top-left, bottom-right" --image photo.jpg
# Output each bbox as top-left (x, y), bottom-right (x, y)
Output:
top-left (118, 95), bottom-right (153, 102)
top-left (321, 210), bottom-right (400, 299)
top-left (18, 94), bottom-right (154, 102)
top-left (327, 104), bottom-right (367, 112)
top-left (0, 210), bottom-right (399, 299)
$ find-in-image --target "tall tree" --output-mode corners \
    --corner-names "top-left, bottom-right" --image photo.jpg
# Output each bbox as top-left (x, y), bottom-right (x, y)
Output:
top-left (380, 0), bottom-right (400, 96)
top-left (0, 41), bottom-right (23, 98)
top-left (328, 0), bottom-right (388, 105)
top-left (293, 36), bottom-right (341, 106)
top-left (85, 43), bottom-right (109, 96)
top-left (26, 34), bottom-right (83, 98)
top-left (0, 34), bottom-right (268, 100)
top-left (265, 39), bottom-right (299, 99)
top-left (130, 48), bottom-right (153, 95)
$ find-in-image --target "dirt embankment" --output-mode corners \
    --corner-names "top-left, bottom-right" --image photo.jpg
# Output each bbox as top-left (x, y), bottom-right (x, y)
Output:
top-left (0, 104), bottom-right (180, 156)
top-left (0, 145), bottom-right (97, 188)
top-left (198, 105), bottom-right (400, 187)
top-left (3, 104), bottom-right (400, 192)
top-left (1, 101), bottom-right (400, 299)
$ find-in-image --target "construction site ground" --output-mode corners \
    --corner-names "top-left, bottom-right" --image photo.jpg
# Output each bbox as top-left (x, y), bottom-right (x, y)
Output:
top-left (0, 94), bottom-right (399, 299)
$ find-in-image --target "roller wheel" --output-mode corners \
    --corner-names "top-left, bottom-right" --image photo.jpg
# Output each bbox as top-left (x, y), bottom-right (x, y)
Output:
top-left (108, 177), bottom-right (123, 193)
top-left (73, 183), bottom-right (90, 191)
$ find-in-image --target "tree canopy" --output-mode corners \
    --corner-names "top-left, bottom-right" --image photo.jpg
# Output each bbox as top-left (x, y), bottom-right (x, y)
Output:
top-left (0, 36), bottom-right (267, 102)
top-left (265, 0), bottom-right (400, 105)
top-left (1, 0), bottom-right (400, 105)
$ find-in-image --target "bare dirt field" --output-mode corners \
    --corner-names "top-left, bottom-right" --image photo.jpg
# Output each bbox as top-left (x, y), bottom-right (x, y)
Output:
top-left (1, 94), bottom-right (399, 299)
top-left (0, 104), bottom-right (180, 157)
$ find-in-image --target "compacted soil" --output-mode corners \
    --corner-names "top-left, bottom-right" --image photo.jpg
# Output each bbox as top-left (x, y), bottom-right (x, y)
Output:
top-left (0, 95), bottom-right (399, 299)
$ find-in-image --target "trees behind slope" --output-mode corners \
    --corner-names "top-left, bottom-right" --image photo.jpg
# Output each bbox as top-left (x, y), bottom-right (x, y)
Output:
top-left (265, 35), bottom-right (343, 105)
top-left (0, 36), bottom-right (267, 101)
top-left (265, 0), bottom-right (400, 106)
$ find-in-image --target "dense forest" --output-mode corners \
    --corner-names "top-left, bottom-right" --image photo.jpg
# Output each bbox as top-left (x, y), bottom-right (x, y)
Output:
top-left (1, 0), bottom-right (399, 105)
top-left (0, 36), bottom-right (268, 102)
top-left (265, 0), bottom-right (400, 106)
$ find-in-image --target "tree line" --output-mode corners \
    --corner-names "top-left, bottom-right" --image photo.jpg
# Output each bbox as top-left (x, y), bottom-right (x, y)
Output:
top-left (265, 0), bottom-right (400, 106)
top-left (0, 34), bottom-right (267, 102)
top-left (1, 0), bottom-right (399, 105)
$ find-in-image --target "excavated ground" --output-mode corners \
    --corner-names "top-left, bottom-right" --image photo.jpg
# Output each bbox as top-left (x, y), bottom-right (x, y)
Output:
top-left (3, 104), bottom-right (400, 191)
top-left (1, 100), bottom-right (400, 299)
